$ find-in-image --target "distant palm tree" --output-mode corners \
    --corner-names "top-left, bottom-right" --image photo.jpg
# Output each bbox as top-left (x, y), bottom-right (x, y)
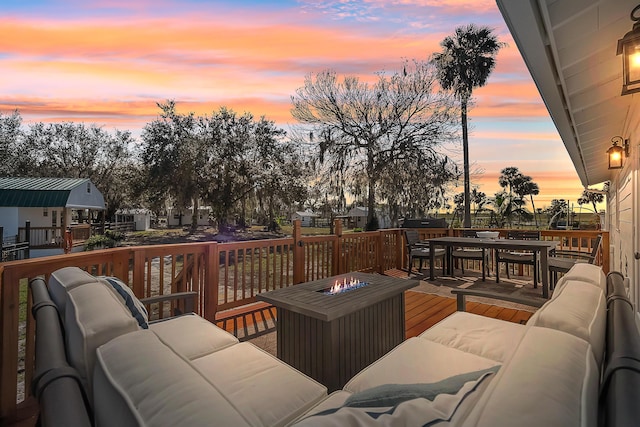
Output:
top-left (514, 175), bottom-right (540, 228)
top-left (433, 24), bottom-right (505, 228)
top-left (498, 166), bottom-right (521, 196)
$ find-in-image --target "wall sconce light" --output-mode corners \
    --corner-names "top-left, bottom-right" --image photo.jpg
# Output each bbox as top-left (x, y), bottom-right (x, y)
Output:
top-left (617, 4), bottom-right (640, 95)
top-left (607, 136), bottom-right (630, 169)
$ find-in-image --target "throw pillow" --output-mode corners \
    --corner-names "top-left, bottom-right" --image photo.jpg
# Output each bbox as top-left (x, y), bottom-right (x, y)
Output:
top-left (100, 276), bottom-right (149, 329)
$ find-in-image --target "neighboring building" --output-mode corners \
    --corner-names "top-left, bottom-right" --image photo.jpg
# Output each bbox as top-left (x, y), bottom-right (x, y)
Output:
top-left (0, 177), bottom-right (105, 247)
top-left (346, 206), bottom-right (390, 229)
top-left (115, 208), bottom-right (151, 231)
top-left (291, 211), bottom-right (320, 227)
top-left (166, 206), bottom-right (211, 227)
top-left (496, 1), bottom-right (639, 320)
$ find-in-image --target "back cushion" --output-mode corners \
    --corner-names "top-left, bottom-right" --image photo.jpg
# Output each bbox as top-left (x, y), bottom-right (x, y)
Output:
top-left (65, 282), bottom-right (139, 400)
top-left (554, 263), bottom-right (606, 295)
top-left (98, 276), bottom-right (149, 329)
top-left (527, 280), bottom-right (606, 365)
top-left (48, 267), bottom-right (98, 316)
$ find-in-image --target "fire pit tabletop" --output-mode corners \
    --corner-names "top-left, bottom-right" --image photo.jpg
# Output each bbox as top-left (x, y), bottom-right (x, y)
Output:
top-left (257, 272), bottom-right (419, 322)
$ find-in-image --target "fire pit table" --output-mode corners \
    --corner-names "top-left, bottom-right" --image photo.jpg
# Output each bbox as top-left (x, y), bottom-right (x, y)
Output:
top-left (257, 272), bottom-right (419, 392)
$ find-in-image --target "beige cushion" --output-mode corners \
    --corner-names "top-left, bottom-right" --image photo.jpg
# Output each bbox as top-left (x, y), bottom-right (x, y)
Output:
top-left (65, 282), bottom-right (140, 397)
top-left (97, 276), bottom-right (149, 329)
top-left (527, 280), bottom-right (606, 365)
top-left (192, 342), bottom-right (327, 426)
top-left (293, 390), bottom-right (352, 422)
top-left (554, 263), bottom-right (606, 295)
top-left (149, 314), bottom-right (239, 359)
top-left (49, 267), bottom-right (98, 315)
top-left (343, 338), bottom-right (500, 393)
top-left (464, 327), bottom-right (598, 427)
top-left (419, 311), bottom-right (526, 363)
top-left (94, 330), bottom-right (252, 427)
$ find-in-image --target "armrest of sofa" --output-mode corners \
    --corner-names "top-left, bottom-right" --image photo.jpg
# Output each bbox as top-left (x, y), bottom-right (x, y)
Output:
top-left (601, 271), bottom-right (640, 427)
top-left (451, 288), bottom-right (545, 312)
top-left (140, 291), bottom-right (198, 318)
top-left (29, 277), bottom-right (92, 427)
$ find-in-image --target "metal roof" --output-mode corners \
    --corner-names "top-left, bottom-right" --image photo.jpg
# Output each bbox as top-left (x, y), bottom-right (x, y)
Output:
top-left (496, 0), bottom-right (638, 187)
top-left (0, 177), bottom-right (90, 207)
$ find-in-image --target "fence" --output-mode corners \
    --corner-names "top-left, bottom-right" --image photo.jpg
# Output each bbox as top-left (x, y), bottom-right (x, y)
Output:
top-left (0, 222), bottom-right (609, 422)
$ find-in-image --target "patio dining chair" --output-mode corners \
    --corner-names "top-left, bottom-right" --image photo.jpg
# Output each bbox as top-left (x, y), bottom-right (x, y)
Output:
top-left (495, 230), bottom-right (541, 286)
top-left (451, 230), bottom-right (490, 281)
top-left (548, 234), bottom-right (602, 288)
top-left (404, 229), bottom-right (445, 277)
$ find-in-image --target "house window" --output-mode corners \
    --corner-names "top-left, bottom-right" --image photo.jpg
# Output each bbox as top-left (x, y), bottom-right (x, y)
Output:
top-left (52, 210), bottom-right (57, 227)
top-left (174, 214), bottom-right (180, 219)
top-left (43, 207), bottom-right (48, 217)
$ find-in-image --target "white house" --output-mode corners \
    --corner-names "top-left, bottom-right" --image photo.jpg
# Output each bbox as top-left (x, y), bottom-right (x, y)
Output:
top-left (496, 0), bottom-right (639, 318)
top-left (166, 206), bottom-right (211, 227)
top-left (115, 208), bottom-right (151, 231)
top-left (346, 206), bottom-right (390, 229)
top-left (0, 177), bottom-right (105, 247)
top-left (291, 211), bottom-right (319, 227)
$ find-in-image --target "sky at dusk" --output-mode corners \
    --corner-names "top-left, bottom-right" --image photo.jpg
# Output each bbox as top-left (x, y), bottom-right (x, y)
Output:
top-left (0, 0), bottom-right (592, 211)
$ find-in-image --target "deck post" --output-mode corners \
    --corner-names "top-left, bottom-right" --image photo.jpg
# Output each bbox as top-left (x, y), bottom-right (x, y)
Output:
top-left (204, 242), bottom-right (219, 322)
top-left (292, 220), bottom-right (304, 284)
top-left (24, 221), bottom-right (30, 259)
top-left (376, 231), bottom-right (384, 274)
top-left (334, 219), bottom-right (343, 275)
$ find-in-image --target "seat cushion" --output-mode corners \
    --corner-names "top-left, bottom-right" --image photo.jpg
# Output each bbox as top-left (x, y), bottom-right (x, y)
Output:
top-left (463, 327), bottom-right (598, 427)
top-left (526, 280), bottom-right (606, 365)
top-left (343, 337), bottom-right (500, 393)
top-left (191, 342), bottom-right (327, 427)
top-left (94, 330), bottom-right (252, 427)
top-left (419, 312), bottom-right (526, 363)
top-left (498, 252), bottom-right (534, 261)
top-left (149, 313), bottom-right (239, 359)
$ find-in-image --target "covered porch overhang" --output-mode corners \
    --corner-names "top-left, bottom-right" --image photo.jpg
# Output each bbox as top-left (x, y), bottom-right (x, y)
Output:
top-left (496, 0), bottom-right (639, 187)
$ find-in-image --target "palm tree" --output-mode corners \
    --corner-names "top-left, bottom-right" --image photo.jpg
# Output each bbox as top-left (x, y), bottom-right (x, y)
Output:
top-left (433, 25), bottom-right (505, 228)
top-left (513, 175), bottom-right (540, 228)
top-left (498, 166), bottom-right (521, 196)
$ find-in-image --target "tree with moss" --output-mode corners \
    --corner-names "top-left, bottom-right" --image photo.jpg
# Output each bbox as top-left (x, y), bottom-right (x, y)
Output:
top-left (291, 60), bottom-right (459, 230)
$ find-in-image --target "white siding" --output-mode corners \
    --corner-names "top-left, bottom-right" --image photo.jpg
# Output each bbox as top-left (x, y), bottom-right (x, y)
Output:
top-left (66, 181), bottom-right (105, 209)
top-left (0, 207), bottom-right (19, 238)
top-left (618, 172), bottom-right (633, 277)
top-left (18, 207), bottom-right (58, 228)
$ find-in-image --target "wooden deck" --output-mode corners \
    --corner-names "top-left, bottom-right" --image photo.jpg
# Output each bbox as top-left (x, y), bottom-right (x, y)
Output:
top-left (214, 273), bottom-right (535, 343)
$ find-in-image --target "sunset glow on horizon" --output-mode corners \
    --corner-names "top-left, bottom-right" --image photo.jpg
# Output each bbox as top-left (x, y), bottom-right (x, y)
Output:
top-left (1, 0), bottom-right (594, 211)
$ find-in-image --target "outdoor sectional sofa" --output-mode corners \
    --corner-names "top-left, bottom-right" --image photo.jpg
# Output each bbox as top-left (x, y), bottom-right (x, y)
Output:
top-left (30, 263), bottom-right (639, 426)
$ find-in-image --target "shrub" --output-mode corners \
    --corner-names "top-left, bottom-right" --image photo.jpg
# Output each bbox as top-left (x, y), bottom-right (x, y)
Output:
top-left (104, 230), bottom-right (124, 241)
top-left (84, 234), bottom-right (117, 251)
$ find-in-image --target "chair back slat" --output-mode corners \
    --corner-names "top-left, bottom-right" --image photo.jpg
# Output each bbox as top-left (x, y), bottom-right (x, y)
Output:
top-left (404, 230), bottom-right (420, 248)
top-left (590, 235), bottom-right (603, 261)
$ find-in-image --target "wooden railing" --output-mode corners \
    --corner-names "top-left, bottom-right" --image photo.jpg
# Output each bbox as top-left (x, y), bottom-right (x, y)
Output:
top-left (0, 222), bottom-right (609, 422)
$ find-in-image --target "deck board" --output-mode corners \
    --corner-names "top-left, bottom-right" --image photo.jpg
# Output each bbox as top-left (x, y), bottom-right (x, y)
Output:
top-left (215, 288), bottom-right (534, 341)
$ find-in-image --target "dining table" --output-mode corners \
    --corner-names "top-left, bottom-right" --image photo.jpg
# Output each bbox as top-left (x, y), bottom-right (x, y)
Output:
top-left (427, 236), bottom-right (558, 298)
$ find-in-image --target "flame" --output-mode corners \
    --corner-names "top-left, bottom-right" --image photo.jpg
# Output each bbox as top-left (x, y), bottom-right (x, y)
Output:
top-left (326, 277), bottom-right (367, 295)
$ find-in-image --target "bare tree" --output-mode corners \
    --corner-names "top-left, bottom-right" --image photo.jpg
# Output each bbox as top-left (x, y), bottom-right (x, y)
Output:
top-left (291, 60), bottom-right (459, 230)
